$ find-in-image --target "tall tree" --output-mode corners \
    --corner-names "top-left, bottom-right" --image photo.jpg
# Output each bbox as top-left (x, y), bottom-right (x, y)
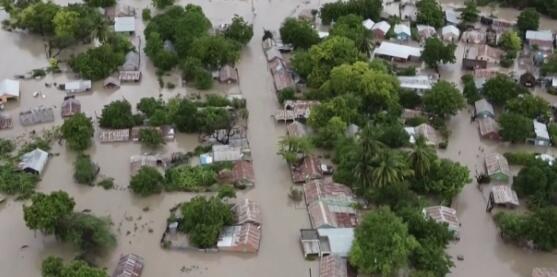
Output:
top-left (349, 207), bottom-right (418, 275)
top-left (517, 8), bottom-right (540, 34)
top-left (499, 112), bottom-right (533, 143)
top-left (416, 0), bottom-right (444, 28)
top-left (371, 150), bottom-right (413, 188)
top-left (330, 14), bottom-right (370, 51)
top-left (407, 136), bottom-right (437, 179)
top-left (353, 127), bottom-right (385, 197)
top-left (482, 74), bottom-right (527, 105)
top-left (498, 31), bottom-right (522, 52)
top-left (61, 113), bottom-right (94, 151)
top-left (461, 1), bottom-right (479, 23)
top-left (224, 15), bottom-right (253, 45)
top-left (277, 136), bottom-right (313, 164)
top-left (423, 80), bottom-right (465, 118)
top-left (129, 166), bottom-right (164, 196)
top-left (23, 191), bottom-right (75, 234)
top-left (422, 37), bottom-right (457, 69)
top-left (279, 18), bottom-right (320, 50)
top-left (99, 100), bottom-right (136, 129)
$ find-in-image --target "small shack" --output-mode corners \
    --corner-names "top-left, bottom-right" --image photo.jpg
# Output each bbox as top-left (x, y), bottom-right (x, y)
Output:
top-left (65, 80), bottom-right (92, 94)
top-left (441, 25), bottom-right (460, 42)
top-left (290, 155), bottom-right (323, 184)
top-left (269, 58), bottom-right (294, 92)
top-left (19, 148), bottom-right (49, 174)
top-left (362, 19), bottom-right (375, 31)
top-left (234, 199), bottom-right (262, 225)
top-left (19, 106), bottom-right (55, 126)
top-left (99, 129), bottom-right (130, 143)
top-left (525, 30), bottom-right (554, 51)
top-left (218, 160), bottom-right (255, 188)
top-left (484, 153), bottom-right (511, 182)
top-left (414, 123), bottom-right (440, 146)
top-left (274, 100), bottom-right (319, 122)
top-left (130, 126), bottom-right (162, 142)
top-left (114, 16), bottom-right (136, 34)
top-left (0, 113), bottom-right (13, 130)
top-left (532, 267), bottom-right (557, 277)
top-left (416, 25), bottom-right (436, 41)
top-left (119, 52), bottom-right (141, 82)
top-left (423, 206), bottom-right (460, 235)
top-left (0, 79), bottom-right (20, 103)
top-left (300, 229), bottom-right (321, 257)
top-left (112, 254), bottom-right (144, 277)
top-left (461, 30), bottom-right (485, 44)
top-left (217, 223), bottom-right (261, 253)
top-left (445, 8), bottom-right (461, 25)
top-left (213, 144), bottom-right (243, 162)
top-left (488, 185), bottom-right (519, 210)
top-left (478, 117), bottom-right (500, 140)
top-left (398, 75), bottom-right (435, 95)
top-left (61, 96), bottom-right (81, 118)
top-left (320, 255), bottom-right (348, 277)
top-left (371, 21), bottom-right (391, 39)
top-left (103, 76), bottom-right (121, 89)
top-left (474, 99), bottom-right (495, 119)
top-left (393, 24), bottom-right (411, 41)
top-left (533, 120), bottom-right (551, 146)
top-left (218, 65), bottom-right (239, 83)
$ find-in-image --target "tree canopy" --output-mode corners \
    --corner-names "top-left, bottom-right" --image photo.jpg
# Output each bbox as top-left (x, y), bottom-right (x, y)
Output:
top-left (329, 14), bottom-right (369, 51)
top-left (179, 196), bottom-right (235, 248)
top-left (505, 94), bottom-right (550, 120)
top-left (423, 80), bottom-right (465, 118)
top-left (23, 191), bottom-right (75, 234)
top-left (499, 112), bottom-right (533, 143)
top-left (320, 0), bottom-right (382, 24)
top-left (73, 153), bottom-right (98, 185)
top-left (99, 100), bottom-right (136, 129)
top-left (129, 166), bottom-right (164, 196)
top-left (223, 15), bottom-right (253, 45)
top-left (349, 207), bottom-right (418, 275)
top-left (422, 37), bottom-right (456, 69)
top-left (416, 0), bottom-right (445, 28)
top-left (498, 31), bottom-right (522, 53)
top-left (517, 8), bottom-right (540, 34)
top-left (461, 1), bottom-right (479, 23)
top-left (42, 256), bottom-right (108, 277)
top-left (279, 18), bottom-right (320, 50)
top-left (482, 74), bottom-right (527, 105)
top-left (138, 128), bottom-right (165, 148)
top-left (61, 113), bottom-right (94, 151)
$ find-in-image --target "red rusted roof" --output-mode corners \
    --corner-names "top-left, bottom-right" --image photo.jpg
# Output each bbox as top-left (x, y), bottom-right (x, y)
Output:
top-left (290, 155), bottom-right (323, 183)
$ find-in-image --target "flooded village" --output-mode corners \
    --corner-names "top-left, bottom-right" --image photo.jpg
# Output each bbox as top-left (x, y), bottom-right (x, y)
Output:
top-left (1, 0), bottom-right (557, 276)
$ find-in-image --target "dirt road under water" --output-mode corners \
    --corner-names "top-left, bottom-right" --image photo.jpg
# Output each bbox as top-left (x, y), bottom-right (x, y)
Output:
top-left (1, 0), bottom-right (557, 276)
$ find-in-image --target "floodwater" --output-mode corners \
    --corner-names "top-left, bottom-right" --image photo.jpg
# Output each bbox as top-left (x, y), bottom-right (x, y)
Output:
top-left (1, 0), bottom-right (557, 276)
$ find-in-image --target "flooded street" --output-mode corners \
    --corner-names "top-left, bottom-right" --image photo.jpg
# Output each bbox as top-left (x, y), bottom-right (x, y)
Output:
top-left (1, 0), bottom-right (557, 276)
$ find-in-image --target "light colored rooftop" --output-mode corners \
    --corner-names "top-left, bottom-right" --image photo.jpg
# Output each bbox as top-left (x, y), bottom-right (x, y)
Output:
top-left (526, 30), bottom-right (553, 42)
top-left (374, 41), bottom-right (422, 59)
top-left (534, 120), bottom-right (550, 140)
top-left (114, 16), bottom-right (136, 32)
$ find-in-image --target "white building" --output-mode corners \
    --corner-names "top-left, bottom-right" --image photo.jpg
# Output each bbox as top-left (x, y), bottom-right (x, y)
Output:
top-left (398, 75), bottom-right (435, 94)
top-left (374, 41), bottom-right (422, 62)
top-left (114, 16), bottom-right (136, 33)
top-left (0, 79), bottom-right (20, 103)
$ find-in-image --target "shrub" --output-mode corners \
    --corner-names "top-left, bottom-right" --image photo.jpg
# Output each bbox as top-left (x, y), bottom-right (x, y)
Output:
top-left (97, 178), bottom-right (114, 190)
top-left (165, 165), bottom-right (217, 191)
top-left (142, 8), bottom-right (151, 21)
top-left (73, 154), bottom-right (98, 185)
top-left (129, 166), bottom-right (164, 196)
top-left (503, 152), bottom-right (536, 165)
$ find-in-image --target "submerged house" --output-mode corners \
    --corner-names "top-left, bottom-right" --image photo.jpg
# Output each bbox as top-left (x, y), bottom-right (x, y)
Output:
top-left (0, 113), bottom-right (13, 130)
top-left (462, 44), bottom-right (501, 70)
top-left (489, 185), bottom-right (519, 209)
top-left (291, 155), bottom-right (323, 184)
top-left (286, 121), bottom-right (308, 137)
top-left (532, 120), bottom-right (551, 146)
top-left (423, 206), bottom-right (460, 235)
top-left (304, 180), bottom-right (358, 229)
top-left (474, 99), bottom-right (495, 119)
top-left (234, 199), bottom-right (262, 226)
top-left (445, 8), bottom-right (461, 25)
top-left (19, 148), bottom-right (49, 174)
top-left (217, 223), bottom-right (261, 253)
top-left (532, 267), bottom-right (557, 277)
top-left (416, 25), bottom-right (436, 41)
top-left (320, 255), bottom-right (348, 277)
top-left (274, 100), bottom-right (319, 122)
top-left (441, 25), bottom-right (460, 42)
top-left (218, 160), bottom-right (255, 188)
top-left (478, 117), bottom-right (500, 140)
top-left (362, 19), bottom-right (375, 31)
top-left (269, 58), bottom-right (295, 92)
top-left (461, 30), bottom-right (485, 44)
top-left (99, 129), bottom-right (131, 143)
top-left (414, 123), bottom-right (440, 146)
top-left (484, 153), bottom-right (510, 182)
top-left (218, 65), bottom-right (239, 83)
top-left (374, 42), bottom-right (422, 62)
top-left (0, 79), bottom-right (20, 103)
top-left (371, 21), bottom-right (391, 39)
top-left (112, 254), bottom-right (144, 277)
top-left (19, 106), bottom-right (55, 126)
top-left (61, 96), bottom-right (81, 118)
top-left (525, 30), bottom-right (554, 51)
top-left (317, 228), bottom-right (355, 257)
top-left (65, 80), bottom-right (91, 94)
top-left (129, 154), bottom-right (166, 176)
top-left (119, 52), bottom-right (141, 82)
top-left (103, 76), bottom-right (121, 89)
top-left (213, 144), bottom-right (244, 162)
top-left (393, 24), bottom-right (411, 41)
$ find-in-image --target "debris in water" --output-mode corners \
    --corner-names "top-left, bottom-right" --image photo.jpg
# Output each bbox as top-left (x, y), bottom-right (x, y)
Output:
top-left (457, 255), bottom-right (464, 261)
top-left (20, 245), bottom-right (28, 249)
top-left (82, 209), bottom-right (91, 213)
top-left (148, 228), bottom-right (153, 233)
top-left (142, 206), bottom-right (150, 212)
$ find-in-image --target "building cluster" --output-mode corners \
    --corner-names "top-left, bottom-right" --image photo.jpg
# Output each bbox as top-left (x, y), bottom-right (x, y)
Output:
top-left (262, 38), bottom-right (296, 93)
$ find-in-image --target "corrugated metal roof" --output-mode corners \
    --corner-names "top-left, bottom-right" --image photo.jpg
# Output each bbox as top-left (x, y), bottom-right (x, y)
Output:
top-left (362, 19), bottom-right (375, 30)
top-left (398, 75), bottom-right (434, 90)
top-left (491, 185), bottom-right (519, 206)
top-left (317, 228), bottom-right (354, 258)
top-left (394, 24), bottom-right (411, 35)
top-left (526, 30), bottom-right (553, 42)
top-left (374, 42), bottom-right (422, 59)
top-left (114, 16), bottom-right (136, 32)
top-left (19, 148), bottom-right (48, 174)
top-left (485, 153), bottom-right (510, 177)
top-left (534, 120), bottom-right (550, 140)
top-left (0, 79), bottom-right (19, 98)
top-left (423, 206), bottom-right (460, 232)
top-left (372, 21), bottom-right (391, 33)
top-left (320, 255), bottom-right (348, 277)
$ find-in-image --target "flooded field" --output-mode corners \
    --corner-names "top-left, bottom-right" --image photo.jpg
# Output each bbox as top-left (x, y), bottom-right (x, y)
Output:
top-left (1, 0), bottom-right (557, 276)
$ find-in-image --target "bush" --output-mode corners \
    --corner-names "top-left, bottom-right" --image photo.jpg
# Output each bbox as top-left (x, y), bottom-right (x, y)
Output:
top-left (142, 8), bottom-right (151, 21)
top-left (194, 70), bottom-right (213, 90)
top-left (61, 113), bottom-right (94, 151)
top-left (138, 128), bottom-right (165, 148)
top-left (278, 88), bottom-right (296, 104)
top-left (97, 178), bottom-right (114, 190)
top-left (129, 166), bottom-right (164, 196)
top-left (73, 154), bottom-right (98, 185)
top-left (405, 116), bottom-right (428, 127)
top-left (399, 89), bottom-right (422, 109)
top-left (165, 165), bottom-right (217, 191)
top-left (0, 164), bottom-right (40, 197)
top-left (503, 152), bottom-right (536, 165)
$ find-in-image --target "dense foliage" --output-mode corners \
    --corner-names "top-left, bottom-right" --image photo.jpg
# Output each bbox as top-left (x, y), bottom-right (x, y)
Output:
top-left (42, 256), bottom-right (108, 277)
top-left (422, 37), bottom-right (456, 69)
top-left (423, 81), bottom-right (465, 118)
top-left (319, 0), bottom-right (382, 24)
top-left (495, 207), bottom-right (557, 250)
top-left (138, 128), bottom-right (165, 148)
top-left (23, 191), bottom-right (75, 234)
top-left (165, 165), bottom-right (218, 191)
top-left (129, 166), bottom-right (164, 196)
top-left (99, 100), bottom-right (137, 129)
top-left (416, 0), bottom-right (445, 28)
top-left (482, 74), bottom-right (527, 105)
top-left (223, 15), bottom-right (253, 45)
top-left (279, 18), bottom-right (320, 50)
top-left (179, 196), bottom-right (234, 248)
top-left (69, 35), bottom-right (131, 80)
top-left (73, 154), bottom-right (98, 185)
top-left (499, 112), bottom-right (533, 143)
top-left (517, 8), bottom-right (540, 34)
top-left (61, 113), bottom-right (94, 151)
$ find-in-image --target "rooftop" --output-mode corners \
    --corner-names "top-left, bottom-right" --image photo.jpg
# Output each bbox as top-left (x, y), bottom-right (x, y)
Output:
top-left (362, 19), bottom-right (375, 30)
top-left (0, 79), bottom-right (19, 98)
top-left (491, 185), bottom-right (519, 206)
top-left (19, 148), bottom-right (48, 174)
top-left (372, 21), bottom-right (390, 33)
top-left (394, 24), bottom-right (411, 35)
top-left (317, 228), bottom-right (355, 257)
top-left (374, 42), bottom-right (422, 59)
top-left (423, 206), bottom-right (460, 232)
top-left (320, 255), bottom-right (348, 277)
top-left (525, 30), bottom-right (553, 42)
top-left (534, 120), bottom-right (550, 140)
top-left (114, 16), bottom-right (136, 32)
top-left (485, 153), bottom-right (510, 177)
top-left (113, 254), bottom-right (144, 277)
top-left (398, 75), bottom-right (434, 91)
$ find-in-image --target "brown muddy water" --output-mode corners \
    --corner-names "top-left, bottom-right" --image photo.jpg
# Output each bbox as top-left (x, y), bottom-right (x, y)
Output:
top-left (0, 0), bottom-right (557, 276)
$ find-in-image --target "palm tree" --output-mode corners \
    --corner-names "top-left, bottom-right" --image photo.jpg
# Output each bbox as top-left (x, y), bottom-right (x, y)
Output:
top-left (407, 135), bottom-right (437, 179)
top-left (371, 150), bottom-right (413, 188)
top-left (352, 127), bottom-right (384, 197)
top-left (277, 136), bottom-right (313, 164)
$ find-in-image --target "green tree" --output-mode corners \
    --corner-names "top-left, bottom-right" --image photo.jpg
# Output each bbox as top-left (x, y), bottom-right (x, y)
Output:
top-left (506, 94), bottom-right (550, 120)
top-left (173, 99), bottom-right (199, 132)
top-left (42, 256), bottom-right (108, 277)
top-left (73, 154), bottom-right (98, 185)
top-left (179, 196), bottom-right (234, 248)
top-left (152, 0), bottom-right (174, 9)
top-left (138, 128), bottom-right (165, 148)
top-left (371, 150), bottom-right (413, 188)
top-left (422, 37), bottom-right (457, 69)
top-left (352, 127), bottom-right (385, 197)
top-left (517, 8), bottom-right (540, 34)
top-left (217, 186), bottom-right (236, 199)
top-left (411, 242), bottom-right (454, 277)
top-left (482, 74), bottom-right (527, 105)
top-left (56, 212), bottom-right (116, 253)
top-left (137, 97), bottom-right (165, 117)
top-left (494, 212), bottom-right (528, 242)
top-left (279, 18), bottom-right (320, 50)
top-left (23, 191), bottom-right (75, 234)
top-left (499, 112), bottom-right (533, 143)
top-left (499, 31), bottom-right (522, 52)
top-left (320, 0), bottom-right (382, 24)
top-left (308, 94), bottom-right (361, 129)
top-left (197, 107), bottom-right (232, 135)
top-left (461, 1), bottom-right (479, 23)
top-left (423, 80), bottom-right (465, 118)
top-left (61, 113), bottom-right (94, 151)
top-left (223, 15), bottom-right (253, 45)
top-left (129, 166), bottom-right (164, 196)
top-left (525, 207), bottom-right (557, 250)
top-left (70, 44), bottom-right (127, 80)
top-left (144, 32), bottom-right (178, 71)
top-left (462, 75), bottom-right (481, 104)
top-left (542, 54), bottom-right (557, 75)
top-left (349, 207), bottom-right (418, 275)
top-left (294, 36), bottom-right (360, 87)
top-left (99, 100), bottom-right (136, 129)
top-left (424, 159), bottom-right (471, 202)
top-left (407, 136), bottom-right (437, 179)
top-left (330, 14), bottom-right (369, 51)
top-left (16, 1), bottom-right (60, 36)
top-left (84, 0), bottom-right (115, 8)
top-left (313, 116), bottom-right (347, 149)
top-left (190, 35), bottom-right (240, 69)
top-left (416, 0), bottom-right (445, 28)
top-left (277, 136), bottom-right (313, 164)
